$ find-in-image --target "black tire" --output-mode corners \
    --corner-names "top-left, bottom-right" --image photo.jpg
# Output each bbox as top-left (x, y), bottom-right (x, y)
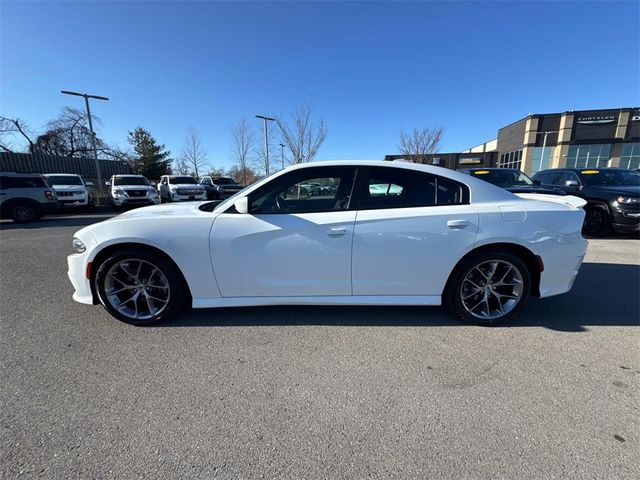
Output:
top-left (95, 248), bottom-right (187, 326)
top-left (582, 204), bottom-right (612, 237)
top-left (445, 251), bottom-right (531, 326)
top-left (9, 201), bottom-right (42, 223)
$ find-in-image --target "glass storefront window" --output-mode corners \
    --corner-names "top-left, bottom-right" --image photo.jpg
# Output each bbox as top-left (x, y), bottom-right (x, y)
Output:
top-left (620, 143), bottom-right (640, 170)
top-left (566, 144), bottom-right (611, 169)
top-left (499, 149), bottom-right (522, 170)
top-left (530, 146), bottom-right (554, 174)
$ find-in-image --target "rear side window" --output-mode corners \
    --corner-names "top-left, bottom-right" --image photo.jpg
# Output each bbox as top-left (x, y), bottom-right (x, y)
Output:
top-left (1, 176), bottom-right (47, 188)
top-left (359, 167), bottom-right (467, 210)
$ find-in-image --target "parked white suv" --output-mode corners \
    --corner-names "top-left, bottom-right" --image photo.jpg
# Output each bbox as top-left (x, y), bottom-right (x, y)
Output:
top-left (44, 174), bottom-right (94, 210)
top-left (106, 175), bottom-right (160, 210)
top-left (158, 175), bottom-right (207, 202)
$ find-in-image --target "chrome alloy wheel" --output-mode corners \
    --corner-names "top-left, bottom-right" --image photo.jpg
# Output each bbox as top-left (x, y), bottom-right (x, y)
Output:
top-left (104, 259), bottom-right (170, 321)
top-left (460, 260), bottom-right (524, 321)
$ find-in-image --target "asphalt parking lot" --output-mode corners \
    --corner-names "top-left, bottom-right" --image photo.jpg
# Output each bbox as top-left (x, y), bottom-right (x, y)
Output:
top-left (1, 214), bottom-right (639, 479)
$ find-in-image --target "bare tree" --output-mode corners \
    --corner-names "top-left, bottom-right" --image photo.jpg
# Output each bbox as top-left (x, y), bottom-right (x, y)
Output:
top-left (229, 118), bottom-right (255, 186)
top-left (398, 127), bottom-right (444, 164)
top-left (0, 116), bottom-right (36, 153)
top-left (179, 128), bottom-right (208, 178)
top-left (277, 103), bottom-right (327, 164)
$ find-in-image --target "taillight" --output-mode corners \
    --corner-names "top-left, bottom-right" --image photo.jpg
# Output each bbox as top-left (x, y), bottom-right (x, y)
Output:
top-left (45, 190), bottom-right (56, 200)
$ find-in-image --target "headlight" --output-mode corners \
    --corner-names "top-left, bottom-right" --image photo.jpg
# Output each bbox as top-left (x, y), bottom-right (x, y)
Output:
top-left (72, 237), bottom-right (86, 254)
top-left (616, 196), bottom-right (639, 205)
top-left (149, 189), bottom-right (158, 196)
top-left (170, 186), bottom-right (177, 191)
top-left (113, 188), bottom-right (126, 196)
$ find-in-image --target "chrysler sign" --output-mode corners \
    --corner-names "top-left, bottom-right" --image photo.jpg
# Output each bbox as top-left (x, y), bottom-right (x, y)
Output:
top-left (576, 114), bottom-right (616, 125)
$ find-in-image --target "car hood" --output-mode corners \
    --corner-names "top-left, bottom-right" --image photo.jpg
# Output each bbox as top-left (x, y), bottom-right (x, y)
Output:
top-left (114, 185), bottom-right (154, 190)
top-left (51, 185), bottom-right (86, 191)
top-left (114, 202), bottom-right (211, 219)
top-left (589, 185), bottom-right (640, 196)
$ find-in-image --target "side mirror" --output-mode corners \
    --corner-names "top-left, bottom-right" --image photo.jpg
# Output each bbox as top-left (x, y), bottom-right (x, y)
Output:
top-left (565, 180), bottom-right (580, 189)
top-left (105, 181), bottom-right (111, 187)
top-left (234, 197), bottom-right (249, 214)
top-left (150, 181), bottom-right (156, 187)
top-left (85, 181), bottom-right (94, 187)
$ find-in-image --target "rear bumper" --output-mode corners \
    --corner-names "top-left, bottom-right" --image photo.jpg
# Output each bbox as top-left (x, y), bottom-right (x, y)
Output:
top-left (538, 236), bottom-right (588, 298)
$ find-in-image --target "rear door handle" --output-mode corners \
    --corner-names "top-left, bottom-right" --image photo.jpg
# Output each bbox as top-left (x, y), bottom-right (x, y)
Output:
top-left (447, 219), bottom-right (471, 229)
top-left (326, 227), bottom-right (347, 236)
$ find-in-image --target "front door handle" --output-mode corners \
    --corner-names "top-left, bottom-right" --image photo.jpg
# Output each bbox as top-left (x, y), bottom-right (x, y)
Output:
top-left (447, 219), bottom-right (471, 229)
top-left (326, 227), bottom-right (347, 236)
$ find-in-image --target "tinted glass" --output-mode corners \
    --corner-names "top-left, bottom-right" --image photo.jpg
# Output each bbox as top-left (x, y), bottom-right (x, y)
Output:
top-left (2, 176), bottom-right (47, 188)
top-left (212, 178), bottom-right (236, 185)
top-left (113, 176), bottom-right (149, 186)
top-left (170, 176), bottom-right (197, 184)
top-left (250, 167), bottom-right (356, 214)
top-left (471, 170), bottom-right (533, 187)
top-left (45, 175), bottom-right (84, 186)
top-left (538, 171), bottom-right (564, 185)
top-left (360, 167), bottom-right (465, 209)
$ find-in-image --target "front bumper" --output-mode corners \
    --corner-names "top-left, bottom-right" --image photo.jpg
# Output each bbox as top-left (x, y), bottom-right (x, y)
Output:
top-left (112, 196), bottom-right (160, 207)
top-left (171, 192), bottom-right (207, 202)
top-left (611, 205), bottom-right (640, 233)
top-left (59, 195), bottom-right (90, 207)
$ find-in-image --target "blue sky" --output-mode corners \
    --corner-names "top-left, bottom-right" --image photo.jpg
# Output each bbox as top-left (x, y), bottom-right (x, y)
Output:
top-left (1, 1), bottom-right (639, 171)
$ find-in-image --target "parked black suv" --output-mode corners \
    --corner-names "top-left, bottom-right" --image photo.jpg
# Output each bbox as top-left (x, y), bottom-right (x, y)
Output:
top-left (0, 172), bottom-right (59, 222)
top-left (532, 168), bottom-right (640, 236)
top-left (199, 176), bottom-right (244, 200)
top-left (458, 168), bottom-right (564, 195)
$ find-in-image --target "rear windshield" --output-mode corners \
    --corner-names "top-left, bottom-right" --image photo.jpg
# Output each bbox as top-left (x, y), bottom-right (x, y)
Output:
top-left (472, 170), bottom-right (533, 187)
top-left (113, 176), bottom-right (149, 186)
top-left (170, 176), bottom-right (197, 184)
top-left (579, 170), bottom-right (640, 186)
top-left (45, 175), bottom-right (83, 186)
top-left (212, 178), bottom-right (236, 185)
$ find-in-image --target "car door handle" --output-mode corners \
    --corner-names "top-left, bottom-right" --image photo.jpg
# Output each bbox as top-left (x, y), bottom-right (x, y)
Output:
top-left (447, 220), bottom-right (471, 229)
top-left (326, 227), bottom-right (347, 236)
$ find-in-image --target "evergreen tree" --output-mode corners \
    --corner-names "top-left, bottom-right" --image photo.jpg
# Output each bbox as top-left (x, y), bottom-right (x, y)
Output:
top-left (127, 127), bottom-right (172, 179)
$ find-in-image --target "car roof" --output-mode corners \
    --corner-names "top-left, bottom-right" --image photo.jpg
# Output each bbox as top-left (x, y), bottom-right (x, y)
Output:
top-left (44, 173), bottom-right (82, 177)
top-left (113, 174), bottom-right (145, 177)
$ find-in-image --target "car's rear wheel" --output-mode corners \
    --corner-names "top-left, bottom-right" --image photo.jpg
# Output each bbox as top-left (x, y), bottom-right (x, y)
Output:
top-left (582, 204), bottom-right (612, 237)
top-left (446, 252), bottom-right (531, 325)
top-left (95, 249), bottom-right (186, 326)
top-left (9, 202), bottom-right (41, 223)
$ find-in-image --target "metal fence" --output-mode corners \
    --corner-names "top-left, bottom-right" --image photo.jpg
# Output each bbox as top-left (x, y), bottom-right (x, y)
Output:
top-left (0, 152), bottom-right (132, 184)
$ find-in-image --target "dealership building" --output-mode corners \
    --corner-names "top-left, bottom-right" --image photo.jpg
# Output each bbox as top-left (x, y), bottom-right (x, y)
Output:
top-left (385, 107), bottom-right (640, 174)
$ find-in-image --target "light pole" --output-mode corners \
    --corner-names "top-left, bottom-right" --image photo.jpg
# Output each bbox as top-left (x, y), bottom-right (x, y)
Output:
top-left (279, 143), bottom-right (285, 169)
top-left (61, 90), bottom-right (109, 197)
top-left (536, 130), bottom-right (558, 171)
top-left (255, 115), bottom-right (275, 176)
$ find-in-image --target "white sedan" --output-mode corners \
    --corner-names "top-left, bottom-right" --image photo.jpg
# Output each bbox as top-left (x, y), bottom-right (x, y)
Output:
top-left (68, 161), bottom-right (588, 326)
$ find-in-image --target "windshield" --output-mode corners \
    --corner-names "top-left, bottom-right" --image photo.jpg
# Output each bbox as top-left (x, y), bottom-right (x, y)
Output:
top-left (212, 178), bottom-right (237, 185)
top-left (45, 175), bottom-right (83, 186)
top-left (114, 176), bottom-right (149, 186)
top-left (171, 176), bottom-right (197, 184)
top-left (472, 170), bottom-right (533, 187)
top-left (579, 169), bottom-right (640, 187)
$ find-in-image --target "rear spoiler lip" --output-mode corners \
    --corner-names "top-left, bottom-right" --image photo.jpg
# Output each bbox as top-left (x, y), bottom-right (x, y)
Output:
top-left (514, 193), bottom-right (588, 209)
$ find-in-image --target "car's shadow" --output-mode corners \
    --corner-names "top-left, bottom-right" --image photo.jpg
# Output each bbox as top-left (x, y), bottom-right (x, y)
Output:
top-left (164, 262), bottom-right (640, 332)
top-left (0, 214), bottom-right (115, 230)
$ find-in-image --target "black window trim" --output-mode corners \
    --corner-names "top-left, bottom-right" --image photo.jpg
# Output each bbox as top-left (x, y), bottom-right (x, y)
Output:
top-left (354, 166), bottom-right (470, 211)
top-left (225, 165), bottom-right (359, 215)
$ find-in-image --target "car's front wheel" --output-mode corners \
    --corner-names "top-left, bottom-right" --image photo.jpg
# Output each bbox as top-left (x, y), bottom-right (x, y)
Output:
top-left (446, 252), bottom-right (531, 325)
top-left (582, 204), bottom-right (612, 237)
top-left (95, 249), bottom-right (186, 325)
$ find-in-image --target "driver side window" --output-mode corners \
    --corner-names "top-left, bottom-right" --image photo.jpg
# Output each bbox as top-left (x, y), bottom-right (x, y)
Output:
top-left (249, 167), bottom-right (356, 214)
